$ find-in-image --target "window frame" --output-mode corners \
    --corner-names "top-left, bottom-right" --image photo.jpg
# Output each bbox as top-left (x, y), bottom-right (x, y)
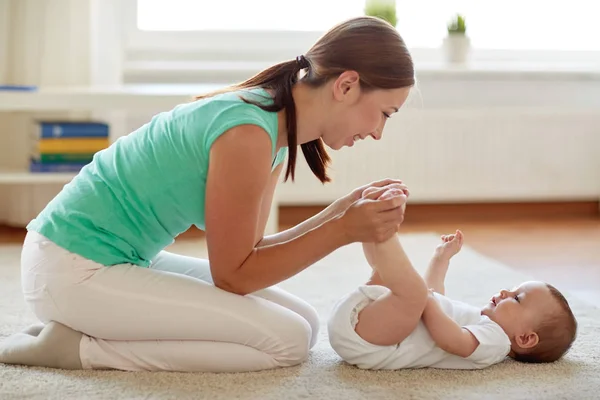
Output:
top-left (121, 0), bottom-right (600, 82)
top-left (123, 0), bottom-right (329, 58)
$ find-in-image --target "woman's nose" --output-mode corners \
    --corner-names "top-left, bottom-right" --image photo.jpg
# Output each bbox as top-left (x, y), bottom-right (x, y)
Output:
top-left (372, 128), bottom-right (383, 140)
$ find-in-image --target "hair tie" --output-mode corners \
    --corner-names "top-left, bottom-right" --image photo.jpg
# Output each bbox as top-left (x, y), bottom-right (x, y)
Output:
top-left (296, 55), bottom-right (310, 69)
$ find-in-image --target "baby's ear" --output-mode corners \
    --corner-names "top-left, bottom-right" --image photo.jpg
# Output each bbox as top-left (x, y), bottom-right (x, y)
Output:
top-left (516, 331), bottom-right (539, 349)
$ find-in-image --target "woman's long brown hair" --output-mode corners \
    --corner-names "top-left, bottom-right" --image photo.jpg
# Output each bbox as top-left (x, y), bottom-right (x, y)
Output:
top-left (196, 16), bottom-right (415, 183)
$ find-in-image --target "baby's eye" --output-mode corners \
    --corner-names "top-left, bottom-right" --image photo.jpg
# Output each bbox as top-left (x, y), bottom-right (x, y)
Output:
top-left (514, 295), bottom-right (520, 303)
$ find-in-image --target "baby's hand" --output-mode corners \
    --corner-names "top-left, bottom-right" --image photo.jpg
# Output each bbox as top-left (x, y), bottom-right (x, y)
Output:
top-left (435, 229), bottom-right (464, 259)
top-left (362, 183), bottom-right (409, 200)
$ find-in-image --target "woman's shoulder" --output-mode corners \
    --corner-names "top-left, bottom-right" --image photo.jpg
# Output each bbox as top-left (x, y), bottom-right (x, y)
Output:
top-left (178, 87), bottom-right (280, 157)
top-left (174, 87), bottom-right (273, 116)
top-left (169, 88), bottom-right (274, 132)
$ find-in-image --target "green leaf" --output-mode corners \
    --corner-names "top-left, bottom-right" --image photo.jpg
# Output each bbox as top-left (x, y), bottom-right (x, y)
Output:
top-left (447, 13), bottom-right (467, 34)
top-left (364, 0), bottom-right (397, 27)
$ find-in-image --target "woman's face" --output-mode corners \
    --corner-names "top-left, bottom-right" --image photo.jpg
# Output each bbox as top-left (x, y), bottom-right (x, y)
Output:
top-left (321, 72), bottom-right (412, 150)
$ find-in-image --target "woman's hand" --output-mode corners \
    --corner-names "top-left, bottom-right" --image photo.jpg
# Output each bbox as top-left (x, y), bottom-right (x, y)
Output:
top-left (338, 191), bottom-right (407, 243)
top-left (329, 178), bottom-right (408, 217)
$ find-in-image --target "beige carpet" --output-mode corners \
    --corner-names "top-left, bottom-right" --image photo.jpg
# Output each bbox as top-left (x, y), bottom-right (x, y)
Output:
top-left (1, 233), bottom-right (599, 400)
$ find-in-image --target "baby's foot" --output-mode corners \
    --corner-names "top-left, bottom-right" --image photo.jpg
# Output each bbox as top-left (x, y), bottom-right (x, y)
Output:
top-left (435, 229), bottom-right (464, 259)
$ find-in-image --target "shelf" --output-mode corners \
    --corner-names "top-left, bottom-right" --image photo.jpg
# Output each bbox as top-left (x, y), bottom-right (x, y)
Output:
top-left (0, 169), bottom-right (76, 184)
top-left (0, 84), bottom-right (224, 112)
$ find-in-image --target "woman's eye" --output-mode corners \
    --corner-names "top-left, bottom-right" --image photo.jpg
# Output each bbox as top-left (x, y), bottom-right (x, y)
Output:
top-left (383, 112), bottom-right (391, 119)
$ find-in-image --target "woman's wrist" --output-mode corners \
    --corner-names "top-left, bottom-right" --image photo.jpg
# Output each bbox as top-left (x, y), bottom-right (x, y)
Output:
top-left (325, 197), bottom-right (349, 219)
top-left (327, 213), bottom-right (354, 247)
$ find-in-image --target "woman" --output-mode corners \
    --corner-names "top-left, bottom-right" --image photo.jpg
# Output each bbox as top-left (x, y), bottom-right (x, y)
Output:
top-left (0, 16), bottom-right (415, 372)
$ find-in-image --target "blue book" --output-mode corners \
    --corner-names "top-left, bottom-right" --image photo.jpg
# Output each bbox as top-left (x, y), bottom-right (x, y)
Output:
top-left (29, 160), bottom-right (89, 173)
top-left (34, 122), bottom-right (109, 138)
top-left (0, 85), bottom-right (37, 91)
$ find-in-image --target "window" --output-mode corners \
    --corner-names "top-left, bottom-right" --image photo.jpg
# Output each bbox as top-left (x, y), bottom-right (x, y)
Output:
top-left (137, 0), bottom-right (366, 32)
top-left (121, 0), bottom-right (600, 85)
top-left (134, 0), bottom-right (600, 51)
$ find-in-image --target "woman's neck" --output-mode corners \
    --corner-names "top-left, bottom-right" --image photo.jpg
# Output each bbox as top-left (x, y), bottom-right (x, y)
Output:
top-left (275, 83), bottom-right (327, 150)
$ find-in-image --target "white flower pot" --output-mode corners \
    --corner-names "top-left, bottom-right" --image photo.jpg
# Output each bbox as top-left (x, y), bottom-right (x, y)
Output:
top-left (443, 34), bottom-right (471, 64)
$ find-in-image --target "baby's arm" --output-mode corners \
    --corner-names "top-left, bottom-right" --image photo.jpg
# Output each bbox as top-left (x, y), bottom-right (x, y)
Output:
top-left (421, 230), bottom-right (478, 357)
top-left (424, 254), bottom-right (449, 295)
top-left (424, 230), bottom-right (463, 295)
top-left (421, 293), bottom-right (480, 357)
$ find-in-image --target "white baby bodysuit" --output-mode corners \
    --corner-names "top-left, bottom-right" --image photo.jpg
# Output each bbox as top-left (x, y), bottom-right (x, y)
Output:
top-left (328, 285), bottom-right (511, 370)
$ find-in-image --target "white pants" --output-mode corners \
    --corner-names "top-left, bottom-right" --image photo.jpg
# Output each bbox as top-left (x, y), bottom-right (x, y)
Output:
top-left (20, 231), bottom-right (320, 372)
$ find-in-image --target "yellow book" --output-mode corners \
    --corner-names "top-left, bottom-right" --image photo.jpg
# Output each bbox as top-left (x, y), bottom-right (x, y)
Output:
top-left (38, 138), bottom-right (109, 154)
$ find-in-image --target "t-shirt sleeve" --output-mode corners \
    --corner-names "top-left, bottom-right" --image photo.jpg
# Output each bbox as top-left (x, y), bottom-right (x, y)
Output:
top-left (272, 146), bottom-right (288, 170)
top-left (203, 102), bottom-right (278, 160)
top-left (461, 316), bottom-right (511, 368)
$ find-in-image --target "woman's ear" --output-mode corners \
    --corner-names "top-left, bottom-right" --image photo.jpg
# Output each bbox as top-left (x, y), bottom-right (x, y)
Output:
top-left (332, 71), bottom-right (360, 101)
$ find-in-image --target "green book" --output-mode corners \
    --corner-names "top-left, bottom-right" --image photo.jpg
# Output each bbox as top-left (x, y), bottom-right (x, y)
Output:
top-left (37, 153), bottom-right (96, 163)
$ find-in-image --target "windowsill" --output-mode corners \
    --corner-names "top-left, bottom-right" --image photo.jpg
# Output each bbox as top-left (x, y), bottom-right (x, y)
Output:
top-left (123, 59), bottom-right (600, 83)
top-left (414, 61), bottom-right (600, 80)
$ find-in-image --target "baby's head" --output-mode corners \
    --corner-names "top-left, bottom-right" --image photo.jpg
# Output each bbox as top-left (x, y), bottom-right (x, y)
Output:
top-left (481, 281), bottom-right (577, 363)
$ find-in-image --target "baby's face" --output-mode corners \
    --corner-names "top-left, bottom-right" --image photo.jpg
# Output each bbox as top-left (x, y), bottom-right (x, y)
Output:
top-left (481, 281), bottom-right (557, 340)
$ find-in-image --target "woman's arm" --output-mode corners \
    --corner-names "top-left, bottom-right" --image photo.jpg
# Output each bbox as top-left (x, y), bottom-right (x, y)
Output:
top-left (256, 201), bottom-right (341, 248)
top-left (253, 162), bottom-right (285, 245)
top-left (256, 178), bottom-right (405, 249)
top-left (205, 125), bottom-right (404, 295)
top-left (253, 160), bottom-right (340, 249)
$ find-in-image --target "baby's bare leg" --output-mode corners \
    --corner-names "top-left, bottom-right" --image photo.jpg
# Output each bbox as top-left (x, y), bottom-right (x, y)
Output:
top-left (356, 234), bottom-right (429, 347)
top-left (365, 268), bottom-right (385, 286)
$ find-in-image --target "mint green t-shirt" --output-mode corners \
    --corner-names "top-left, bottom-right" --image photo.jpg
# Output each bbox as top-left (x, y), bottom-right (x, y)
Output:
top-left (27, 88), bottom-right (287, 267)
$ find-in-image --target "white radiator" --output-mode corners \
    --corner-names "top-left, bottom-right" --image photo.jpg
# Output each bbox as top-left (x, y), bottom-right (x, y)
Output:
top-left (275, 109), bottom-right (600, 204)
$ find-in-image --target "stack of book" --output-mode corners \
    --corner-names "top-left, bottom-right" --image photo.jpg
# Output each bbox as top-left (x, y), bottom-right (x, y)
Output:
top-left (30, 121), bottom-right (110, 173)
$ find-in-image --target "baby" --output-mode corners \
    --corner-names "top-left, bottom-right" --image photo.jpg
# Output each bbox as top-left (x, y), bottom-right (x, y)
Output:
top-left (328, 187), bottom-right (577, 370)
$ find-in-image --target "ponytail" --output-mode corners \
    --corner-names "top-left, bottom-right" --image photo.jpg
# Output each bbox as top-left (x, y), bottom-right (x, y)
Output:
top-left (195, 57), bottom-right (331, 183)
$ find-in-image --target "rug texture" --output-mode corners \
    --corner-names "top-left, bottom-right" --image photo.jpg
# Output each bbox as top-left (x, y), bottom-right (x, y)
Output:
top-left (1, 234), bottom-right (598, 400)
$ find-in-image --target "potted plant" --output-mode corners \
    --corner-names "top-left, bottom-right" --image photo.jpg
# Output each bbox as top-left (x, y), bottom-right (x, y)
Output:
top-left (443, 14), bottom-right (470, 64)
top-left (364, 0), bottom-right (397, 27)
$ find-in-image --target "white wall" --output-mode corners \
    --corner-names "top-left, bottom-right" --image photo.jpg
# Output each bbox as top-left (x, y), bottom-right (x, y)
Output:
top-left (124, 75), bottom-right (600, 205)
top-left (0, 0), bottom-right (598, 227)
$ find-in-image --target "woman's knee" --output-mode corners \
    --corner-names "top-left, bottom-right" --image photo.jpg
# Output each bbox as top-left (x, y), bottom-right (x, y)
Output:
top-left (270, 314), bottom-right (312, 367)
top-left (252, 288), bottom-right (321, 350)
top-left (289, 301), bottom-right (320, 349)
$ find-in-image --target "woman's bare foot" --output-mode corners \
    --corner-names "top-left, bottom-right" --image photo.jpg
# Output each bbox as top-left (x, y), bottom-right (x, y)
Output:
top-left (0, 321), bottom-right (83, 369)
